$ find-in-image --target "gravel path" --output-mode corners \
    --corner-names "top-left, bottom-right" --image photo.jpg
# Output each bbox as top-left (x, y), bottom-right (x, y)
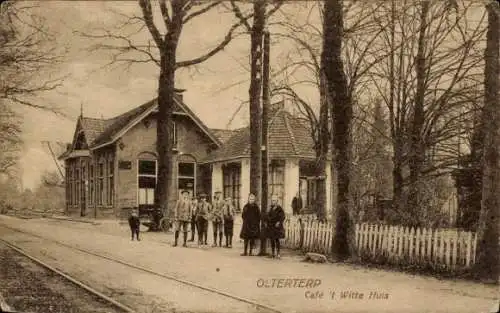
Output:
top-left (0, 215), bottom-right (497, 313)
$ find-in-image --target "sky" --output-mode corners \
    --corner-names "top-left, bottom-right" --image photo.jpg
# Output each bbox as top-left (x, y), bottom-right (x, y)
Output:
top-left (14, 0), bottom-right (488, 190)
top-left (17, 1), bottom-right (318, 190)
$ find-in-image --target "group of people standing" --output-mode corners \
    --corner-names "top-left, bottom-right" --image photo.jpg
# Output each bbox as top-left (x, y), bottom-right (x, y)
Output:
top-left (239, 193), bottom-right (285, 259)
top-left (173, 190), bottom-right (236, 248)
top-left (129, 190), bottom-right (286, 259)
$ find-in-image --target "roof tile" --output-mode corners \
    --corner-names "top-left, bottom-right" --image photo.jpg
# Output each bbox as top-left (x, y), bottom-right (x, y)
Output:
top-left (202, 110), bottom-right (317, 163)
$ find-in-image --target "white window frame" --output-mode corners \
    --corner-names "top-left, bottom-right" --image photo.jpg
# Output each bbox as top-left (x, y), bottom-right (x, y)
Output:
top-left (137, 159), bottom-right (158, 206)
top-left (177, 160), bottom-right (196, 198)
top-left (107, 155), bottom-right (114, 206)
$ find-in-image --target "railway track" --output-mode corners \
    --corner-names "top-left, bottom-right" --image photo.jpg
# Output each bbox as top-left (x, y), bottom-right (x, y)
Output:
top-left (0, 224), bottom-right (281, 313)
top-left (0, 240), bottom-right (134, 313)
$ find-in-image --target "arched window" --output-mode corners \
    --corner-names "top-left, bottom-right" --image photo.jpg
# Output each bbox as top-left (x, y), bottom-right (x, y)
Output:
top-left (177, 154), bottom-right (196, 199)
top-left (137, 152), bottom-right (157, 206)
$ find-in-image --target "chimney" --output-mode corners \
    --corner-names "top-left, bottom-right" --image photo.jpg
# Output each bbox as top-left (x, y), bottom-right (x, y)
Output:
top-left (174, 88), bottom-right (186, 102)
top-left (270, 100), bottom-right (285, 116)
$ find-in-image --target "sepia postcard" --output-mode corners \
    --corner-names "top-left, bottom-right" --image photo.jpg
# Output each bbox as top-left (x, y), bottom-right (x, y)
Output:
top-left (0, 1), bottom-right (499, 313)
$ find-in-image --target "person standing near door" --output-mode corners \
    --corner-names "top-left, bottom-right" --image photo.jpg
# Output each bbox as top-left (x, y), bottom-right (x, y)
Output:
top-left (292, 191), bottom-right (303, 216)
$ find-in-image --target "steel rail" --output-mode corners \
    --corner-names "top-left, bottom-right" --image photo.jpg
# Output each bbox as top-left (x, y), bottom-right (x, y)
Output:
top-left (0, 238), bottom-right (136, 313)
top-left (0, 224), bottom-right (282, 313)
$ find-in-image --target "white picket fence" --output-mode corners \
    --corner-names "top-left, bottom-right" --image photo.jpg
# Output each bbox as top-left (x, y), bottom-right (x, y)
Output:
top-left (282, 217), bottom-right (478, 270)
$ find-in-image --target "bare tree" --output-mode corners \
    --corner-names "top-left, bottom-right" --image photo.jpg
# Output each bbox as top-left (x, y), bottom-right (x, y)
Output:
top-left (367, 0), bottom-right (487, 225)
top-left (0, 1), bottom-right (65, 112)
top-left (474, 0), bottom-right (499, 285)
top-left (0, 100), bottom-right (21, 178)
top-left (228, 0), bottom-right (283, 255)
top-left (0, 2), bottom-right (65, 181)
top-left (79, 1), bottom-right (254, 214)
top-left (271, 1), bottom-right (391, 220)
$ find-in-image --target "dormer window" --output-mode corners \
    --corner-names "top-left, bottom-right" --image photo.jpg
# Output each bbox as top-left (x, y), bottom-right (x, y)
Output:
top-left (75, 132), bottom-right (88, 150)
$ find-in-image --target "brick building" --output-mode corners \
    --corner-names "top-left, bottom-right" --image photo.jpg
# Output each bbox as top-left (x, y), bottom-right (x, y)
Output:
top-left (59, 94), bottom-right (333, 218)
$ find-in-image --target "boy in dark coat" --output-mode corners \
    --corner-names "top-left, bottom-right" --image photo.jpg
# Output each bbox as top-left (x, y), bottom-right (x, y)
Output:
top-left (240, 193), bottom-right (260, 256)
top-left (189, 197), bottom-right (198, 242)
top-left (128, 209), bottom-right (141, 241)
top-left (267, 194), bottom-right (285, 258)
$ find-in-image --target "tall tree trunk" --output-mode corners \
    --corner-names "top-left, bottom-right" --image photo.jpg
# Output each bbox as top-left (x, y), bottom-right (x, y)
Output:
top-left (156, 11), bottom-right (182, 217)
top-left (249, 0), bottom-right (266, 203)
top-left (316, 72), bottom-right (329, 221)
top-left (389, 0), bottom-right (404, 215)
top-left (259, 29), bottom-right (270, 255)
top-left (474, 1), bottom-right (499, 284)
top-left (322, 0), bottom-right (355, 261)
top-left (407, 0), bottom-right (429, 227)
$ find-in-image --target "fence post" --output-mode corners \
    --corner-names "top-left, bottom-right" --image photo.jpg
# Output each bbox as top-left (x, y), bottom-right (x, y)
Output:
top-left (409, 227), bottom-right (415, 262)
top-left (465, 231), bottom-right (472, 267)
top-left (445, 231), bottom-right (451, 268)
top-left (472, 232), bottom-right (477, 264)
top-left (451, 230), bottom-right (457, 269)
top-left (299, 218), bottom-right (304, 249)
top-left (416, 227), bottom-right (422, 261)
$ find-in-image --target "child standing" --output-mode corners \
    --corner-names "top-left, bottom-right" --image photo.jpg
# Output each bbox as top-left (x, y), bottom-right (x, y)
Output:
top-left (128, 209), bottom-right (141, 241)
top-left (223, 196), bottom-right (235, 248)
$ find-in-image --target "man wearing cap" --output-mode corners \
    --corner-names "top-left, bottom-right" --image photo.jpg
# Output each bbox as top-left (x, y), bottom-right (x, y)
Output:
top-left (196, 193), bottom-right (211, 245)
top-left (211, 191), bottom-right (224, 247)
top-left (188, 196), bottom-right (198, 242)
top-left (223, 196), bottom-right (236, 248)
top-left (173, 190), bottom-right (192, 247)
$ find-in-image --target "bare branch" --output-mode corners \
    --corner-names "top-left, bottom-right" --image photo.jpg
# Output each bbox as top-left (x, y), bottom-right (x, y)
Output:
top-left (175, 12), bottom-right (253, 68)
top-left (159, 0), bottom-right (172, 27)
top-left (183, 1), bottom-right (222, 24)
top-left (229, 1), bottom-right (251, 32)
top-left (138, 0), bottom-right (164, 48)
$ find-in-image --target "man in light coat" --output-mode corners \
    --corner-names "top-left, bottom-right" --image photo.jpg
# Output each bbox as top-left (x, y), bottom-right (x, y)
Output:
top-left (173, 190), bottom-right (192, 247)
top-left (211, 191), bottom-right (224, 247)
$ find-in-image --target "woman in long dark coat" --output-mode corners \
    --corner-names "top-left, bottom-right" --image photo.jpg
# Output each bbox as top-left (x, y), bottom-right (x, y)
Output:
top-left (240, 193), bottom-right (260, 256)
top-left (267, 194), bottom-right (285, 259)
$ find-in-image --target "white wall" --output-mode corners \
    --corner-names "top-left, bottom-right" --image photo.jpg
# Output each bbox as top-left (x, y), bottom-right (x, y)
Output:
top-left (326, 161), bottom-right (332, 215)
top-left (284, 159), bottom-right (300, 215)
top-left (211, 163), bottom-right (223, 199)
top-left (240, 159), bottom-right (250, 209)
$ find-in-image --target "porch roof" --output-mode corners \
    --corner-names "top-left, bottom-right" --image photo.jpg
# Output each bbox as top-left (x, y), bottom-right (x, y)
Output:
top-left (202, 110), bottom-right (318, 163)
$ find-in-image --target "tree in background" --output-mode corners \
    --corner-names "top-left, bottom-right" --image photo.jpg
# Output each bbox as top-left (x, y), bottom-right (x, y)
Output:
top-left (474, 0), bottom-right (499, 285)
top-left (272, 2), bottom-right (390, 220)
top-left (367, 0), bottom-right (486, 226)
top-left (80, 0), bottom-right (254, 214)
top-left (0, 1), bottom-right (66, 200)
top-left (0, 1), bottom-right (66, 111)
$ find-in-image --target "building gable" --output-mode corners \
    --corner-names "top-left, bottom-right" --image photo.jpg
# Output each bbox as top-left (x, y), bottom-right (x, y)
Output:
top-left (70, 118), bottom-right (86, 150)
top-left (91, 95), bottom-right (221, 151)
